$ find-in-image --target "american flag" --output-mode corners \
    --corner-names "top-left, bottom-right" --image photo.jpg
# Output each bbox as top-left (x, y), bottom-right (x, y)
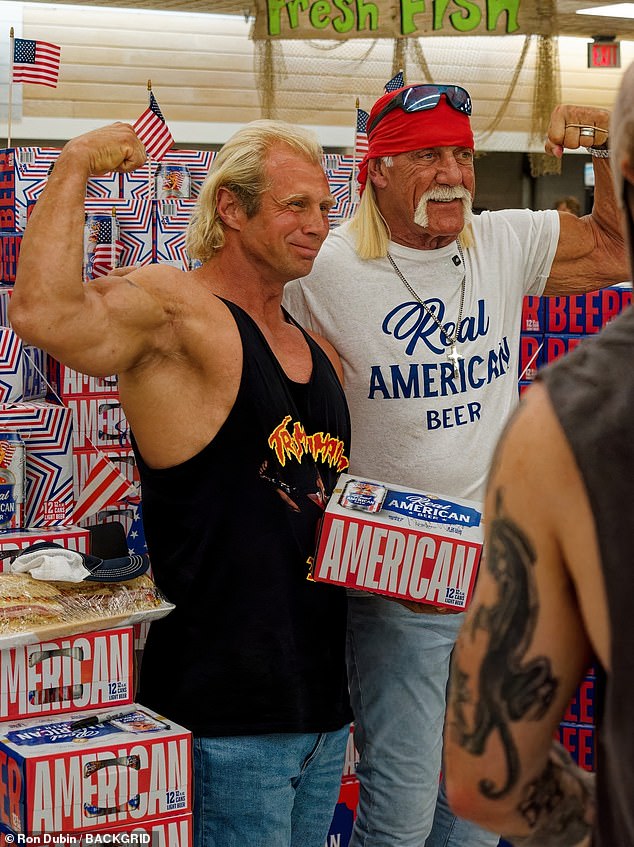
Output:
top-left (384, 71), bottom-right (404, 93)
top-left (92, 241), bottom-right (123, 277)
top-left (133, 92), bottom-right (174, 162)
top-left (0, 438), bottom-right (19, 469)
top-left (126, 500), bottom-right (148, 556)
top-left (73, 452), bottom-right (138, 524)
top-left (86, 217), bottom-right (122, 278)
top-left (355, 108), bottom-right (370, 156)
top-left (12, 38), bottom-right (61, 88)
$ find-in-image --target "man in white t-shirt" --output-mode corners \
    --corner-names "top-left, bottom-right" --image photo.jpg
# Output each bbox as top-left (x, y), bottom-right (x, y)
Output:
top-left (284, 84), bottom-right (627, 847)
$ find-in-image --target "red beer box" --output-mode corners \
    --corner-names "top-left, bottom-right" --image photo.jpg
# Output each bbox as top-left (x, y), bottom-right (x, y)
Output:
top-left (518, 332), bottom-right (544, 382)
top-left (543, 333), bottom-right (587, 366)
top-left (0, 704), bottom-right (191, 835)
top-left (0, 401), bottom-right (74, 526)
top-left (73, 447), bottom-right (139, 503)
top-left (47, 359), bottom-right (119, 403)
top-left (64, 811), bottom-right (194, 846)
top-left (67, 395), bottom-right (130, 451)
top-left (0, 526), bottom-right (90, 570)
top-left (562, 675), bottom-right (595, 726)
top-left (0, 626), bottom-right (134, 721)
top-left (313, 473), bottom-right (483, 610)
top-left (543, 285), bottom-right (633, 334)
top-left (557, 721), bottom-right (595, 772)
top-left (521, 295), bottom-right (545, 334)
top-left (0, 232), bottom-right (21, 284)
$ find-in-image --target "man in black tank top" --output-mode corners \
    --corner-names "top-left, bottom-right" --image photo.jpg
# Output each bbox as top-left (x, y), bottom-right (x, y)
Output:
top-left (442, 61), bottom-right (634, 847)
top-left (10, 119), bottom-right (352, 846)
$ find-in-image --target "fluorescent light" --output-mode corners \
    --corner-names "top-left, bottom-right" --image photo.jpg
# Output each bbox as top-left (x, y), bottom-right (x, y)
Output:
top-left (577, 3), bottom-right (634, 17)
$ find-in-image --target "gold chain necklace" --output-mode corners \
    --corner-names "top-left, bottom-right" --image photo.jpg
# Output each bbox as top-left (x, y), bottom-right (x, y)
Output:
top-left (386, 241), bottom-right (466, 378)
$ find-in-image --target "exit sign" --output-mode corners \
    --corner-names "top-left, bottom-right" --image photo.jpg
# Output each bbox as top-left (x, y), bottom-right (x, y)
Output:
top-left (588, 41), bottom-right (621, 68)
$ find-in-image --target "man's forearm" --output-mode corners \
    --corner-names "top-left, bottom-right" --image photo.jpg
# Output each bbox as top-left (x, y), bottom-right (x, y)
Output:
top-left (503, 742), bottom-right (595, 847)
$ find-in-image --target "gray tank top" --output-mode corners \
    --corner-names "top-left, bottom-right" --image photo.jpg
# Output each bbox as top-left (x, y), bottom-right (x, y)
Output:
top-left (539, 304), bottom-right (634, 846)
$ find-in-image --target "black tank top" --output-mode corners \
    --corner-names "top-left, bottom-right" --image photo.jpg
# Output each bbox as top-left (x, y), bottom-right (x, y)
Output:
top-left (134, 297), bottom-right (352, 736)
top-left (539, 305), bottom-right (634, 846)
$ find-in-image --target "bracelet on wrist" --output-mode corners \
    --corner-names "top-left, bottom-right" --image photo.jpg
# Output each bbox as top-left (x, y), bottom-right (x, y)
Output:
top-left (585, 142), bottom-right (610, 158)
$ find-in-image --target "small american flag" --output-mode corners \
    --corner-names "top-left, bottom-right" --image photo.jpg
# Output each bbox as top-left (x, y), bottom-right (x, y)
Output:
top-left (384, 71), bottom-right (404, 93)
top-left (12, 38), bottom-right (61, 88)
top-left (73, 452), bottom-right (138, 524)
top-left (91, 241), bottom-right (123, 278)
top-left (355, 108), bottom-right (370, 155)
top-left (133, 92), bottom-right (174, 162)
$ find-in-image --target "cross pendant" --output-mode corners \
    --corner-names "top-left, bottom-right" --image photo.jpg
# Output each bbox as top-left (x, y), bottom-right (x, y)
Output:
top-left (447, 344), bottom-right (463, 377)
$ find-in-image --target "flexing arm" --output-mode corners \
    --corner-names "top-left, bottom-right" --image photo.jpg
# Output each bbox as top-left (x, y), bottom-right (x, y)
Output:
top-left (443, 382), bottom-right (606, 845)
top-left (9, 123), bottom-right (167, 377)
top-left (544, 104), bottom-right (627, 295)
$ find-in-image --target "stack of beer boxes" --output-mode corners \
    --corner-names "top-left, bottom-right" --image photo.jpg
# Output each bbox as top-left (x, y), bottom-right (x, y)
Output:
top-left (0, 145), bottom-right (194, 844)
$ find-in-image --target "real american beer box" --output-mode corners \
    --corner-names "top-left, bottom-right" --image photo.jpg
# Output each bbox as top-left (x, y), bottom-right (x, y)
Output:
top-left (0, 626), bottom-right (134, 722)
top-left (0, 704), bottom-right (191, 836)
top-left (312, 473), bottom-right (483, 610)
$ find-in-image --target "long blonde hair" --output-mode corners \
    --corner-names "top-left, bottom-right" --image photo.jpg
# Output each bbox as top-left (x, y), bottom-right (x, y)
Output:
top-left (186, 120), bottom-right (324, 264)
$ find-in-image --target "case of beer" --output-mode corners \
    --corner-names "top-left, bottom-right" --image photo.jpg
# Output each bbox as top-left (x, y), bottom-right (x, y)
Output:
top-left (312, 473), bottom-right (484, 611)
top-left (0, 626), bottom-right (134, 721)
top-left (0, 704), bottom-right (191, 836)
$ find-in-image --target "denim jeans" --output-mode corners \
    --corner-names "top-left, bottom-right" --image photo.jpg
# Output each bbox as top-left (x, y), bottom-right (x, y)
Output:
top-left (192, 726), bottom-right (350, 847)
top-left (346, 594), bottom-right (500, 847)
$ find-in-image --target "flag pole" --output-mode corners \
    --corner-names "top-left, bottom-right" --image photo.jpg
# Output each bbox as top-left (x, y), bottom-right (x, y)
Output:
top-left (8, 27), bottom-right (15, 147)
top-left (146, 79), bottom-right (154, 201)
top-left (111, 207), bottom-right (117, 272)
top-left (351, 97), bottom-right (361, 205)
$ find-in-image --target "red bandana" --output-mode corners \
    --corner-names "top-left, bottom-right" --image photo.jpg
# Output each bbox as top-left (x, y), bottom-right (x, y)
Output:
top-left (358, 88), bottom-right (474, 194)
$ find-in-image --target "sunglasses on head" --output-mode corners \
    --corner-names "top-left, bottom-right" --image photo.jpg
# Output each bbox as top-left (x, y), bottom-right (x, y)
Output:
top-left (367, 84), bottom-right (472, 135)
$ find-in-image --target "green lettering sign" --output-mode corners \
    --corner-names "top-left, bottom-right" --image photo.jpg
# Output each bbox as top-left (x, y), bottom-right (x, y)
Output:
top-left (487, 0), bottom-right (520, 31)
top-left (310, 0), bottom-right (332, 27)
top-left (401, 0), bottom-right (426, 35)
top-left (450, 0), bottom-right (481, 31)
top-left (332, 0), bottom-right (356, 32)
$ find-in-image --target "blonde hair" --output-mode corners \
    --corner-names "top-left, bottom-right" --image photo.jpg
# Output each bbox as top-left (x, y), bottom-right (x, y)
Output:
top-left (348, 158), bottom-right (474, 259)
top-left (186, 120), bottom-right (324, 263)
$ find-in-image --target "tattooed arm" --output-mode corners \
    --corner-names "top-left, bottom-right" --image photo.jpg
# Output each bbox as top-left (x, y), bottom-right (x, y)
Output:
top-left (443, 381), bottom-right (609, 845)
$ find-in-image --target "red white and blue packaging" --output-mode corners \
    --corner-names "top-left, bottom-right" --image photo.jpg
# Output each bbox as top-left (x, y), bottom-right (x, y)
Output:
top-left (0, 232), bottom-right (21, 284)
top-left (518, 332), bottom-right (545, 382)
top-left (47, 359), bottom-right (118, 404)
top-left (543, 333), bottom-right (587, 366)
top-left (83, 199), bottom-right (153, 270)
top-left (0, 626), bottom-right (134, 722)
top-left (154, 199), bottom-right (196, 270)
top-left (0, 703), bottom-right (191, 836)
top-left (521, 295), bottom-right (545, 334)
top-left (0, 401), bottom-right (74, 526)
top-left (120, 150), bottom-right (214, 200)
top-left (0, 525), bottom-right (90, 562)
top-left (313, 473), bottom-right (483, 611)
top-left (543, 285), bottom-right (633, 335)
top-left (66, 396), bottom-right (130, 451)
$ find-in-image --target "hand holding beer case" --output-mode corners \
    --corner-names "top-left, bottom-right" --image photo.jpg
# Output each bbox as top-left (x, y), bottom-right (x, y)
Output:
top-left (312, 473), bottom-right (483, 610)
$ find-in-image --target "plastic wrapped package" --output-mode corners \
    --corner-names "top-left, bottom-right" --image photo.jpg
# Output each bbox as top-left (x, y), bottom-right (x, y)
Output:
top-left (0, 571), bottom-right (174, 648)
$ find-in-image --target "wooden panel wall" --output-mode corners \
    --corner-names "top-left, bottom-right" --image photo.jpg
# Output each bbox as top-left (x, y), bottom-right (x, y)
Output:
top-left (14, 2), bottom-right (634, 150)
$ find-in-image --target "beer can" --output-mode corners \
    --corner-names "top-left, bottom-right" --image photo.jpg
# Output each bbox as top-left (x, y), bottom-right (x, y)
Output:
top-left (0, 431), bottom-right (26, 530)
top-left (83, 214), bottom-right (120, 281)
top-left (156, 164), bottom-right (191, 199)
top-left (339, 479), bottom-right (387, 514)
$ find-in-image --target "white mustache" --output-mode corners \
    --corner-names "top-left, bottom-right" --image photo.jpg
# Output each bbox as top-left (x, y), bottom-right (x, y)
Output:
top-left (414, 186), bottom-right (473, 228)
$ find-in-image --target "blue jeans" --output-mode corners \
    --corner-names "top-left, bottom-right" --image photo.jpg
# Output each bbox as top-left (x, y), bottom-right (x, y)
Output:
top-left (346, 594), bottom-right (500, 847)
top-left (192, 726), bottom-right (350, 847)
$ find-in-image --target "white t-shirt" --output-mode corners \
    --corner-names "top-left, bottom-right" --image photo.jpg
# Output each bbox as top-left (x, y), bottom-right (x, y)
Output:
top-left (284, 209), bottom-right (559, 502)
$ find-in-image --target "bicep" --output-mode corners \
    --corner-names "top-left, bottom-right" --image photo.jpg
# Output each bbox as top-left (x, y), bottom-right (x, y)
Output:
top-left (545, 211), bottom-right (627, 295)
